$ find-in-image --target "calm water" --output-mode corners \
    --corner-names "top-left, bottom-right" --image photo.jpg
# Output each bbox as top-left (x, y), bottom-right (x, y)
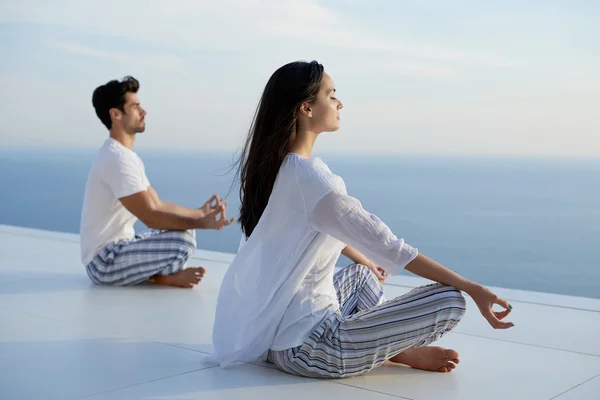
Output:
top-left (1, 148), bottom-right (599, 299)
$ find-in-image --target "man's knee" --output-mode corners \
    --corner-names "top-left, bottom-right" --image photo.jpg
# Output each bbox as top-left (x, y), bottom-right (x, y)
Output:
top-left (186, 229), bottom-right (196, 241)
top-left (164, 229), bottom-right (196, 252)
top-left (185, 230), bottom-right (197, 248)
top-left (178, 230), bottom-right (197, 258)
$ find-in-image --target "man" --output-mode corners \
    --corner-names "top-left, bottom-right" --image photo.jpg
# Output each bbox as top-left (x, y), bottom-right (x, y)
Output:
top-left (80, 76), bottom-right (234, 288)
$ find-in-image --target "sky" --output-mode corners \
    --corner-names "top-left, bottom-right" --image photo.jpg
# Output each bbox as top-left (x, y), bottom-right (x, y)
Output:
top-left (0, 0), bottom-right (598, 156)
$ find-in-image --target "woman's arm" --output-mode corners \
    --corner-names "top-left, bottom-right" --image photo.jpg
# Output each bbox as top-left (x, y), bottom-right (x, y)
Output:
top-left (312, 191), bottom-right (514, 329)
top-left (341, 245), bottom-right (388, 283)
top-left (405, 253), bottom-right (475, 292)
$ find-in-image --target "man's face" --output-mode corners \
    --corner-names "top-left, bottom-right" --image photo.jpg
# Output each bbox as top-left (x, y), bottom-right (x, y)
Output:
top-left (119, 92), bottom-right (146, 134)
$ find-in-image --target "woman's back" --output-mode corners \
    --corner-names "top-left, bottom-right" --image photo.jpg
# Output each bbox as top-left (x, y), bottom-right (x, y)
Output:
top-left (213, 153), bottom-right (347, 367)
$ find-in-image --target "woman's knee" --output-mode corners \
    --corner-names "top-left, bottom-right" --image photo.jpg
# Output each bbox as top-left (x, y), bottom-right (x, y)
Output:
top-left (348, 263), bottom-right (375, 279)
top-left (350, 263), bottom-right (369, 275)
top-left (438, 285), bottom-right (467, 319)
top-left (358, 264), bottom-right (384, 287)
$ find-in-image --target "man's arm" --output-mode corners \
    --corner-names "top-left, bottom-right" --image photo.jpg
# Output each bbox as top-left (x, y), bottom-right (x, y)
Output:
top-left (147, 186), bottom-right (204, 218)
top-left (119, 189), bottom-right (233, 231)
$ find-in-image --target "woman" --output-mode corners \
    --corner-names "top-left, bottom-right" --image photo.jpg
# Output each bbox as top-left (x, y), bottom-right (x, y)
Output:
top-left (213, 61), bottom-right (514, 378)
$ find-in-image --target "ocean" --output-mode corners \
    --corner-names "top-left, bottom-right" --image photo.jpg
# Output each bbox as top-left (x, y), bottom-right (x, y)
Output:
top-left (1, 147), bottom-right (599, 299)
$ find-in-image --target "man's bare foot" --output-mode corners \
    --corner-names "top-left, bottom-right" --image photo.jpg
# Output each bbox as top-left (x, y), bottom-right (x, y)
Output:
top-left (150, 267), bottom-right (206, 288)
top-left (390, 346), bottom-right (460, 373)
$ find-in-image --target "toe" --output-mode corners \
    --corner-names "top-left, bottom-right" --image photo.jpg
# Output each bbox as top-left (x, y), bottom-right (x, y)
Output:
top-left (438, 366), bottom-right (448, 373)
top-left (446, 349), bottom-right (459, 360)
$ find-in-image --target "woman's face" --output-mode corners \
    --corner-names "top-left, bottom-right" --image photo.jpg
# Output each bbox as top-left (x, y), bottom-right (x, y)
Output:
top-left (308, 73), bottom-right (344, 133)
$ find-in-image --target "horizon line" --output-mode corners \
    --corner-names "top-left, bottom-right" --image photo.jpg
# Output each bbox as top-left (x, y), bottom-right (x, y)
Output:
top-left (0, 145), bottom-right (598, 160)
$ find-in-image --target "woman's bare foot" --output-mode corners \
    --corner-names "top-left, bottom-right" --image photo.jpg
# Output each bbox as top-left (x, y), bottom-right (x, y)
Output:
top-left (390, 346), bottom-right (460, 373)
top-left (150, 267), bottom-right (206, 288)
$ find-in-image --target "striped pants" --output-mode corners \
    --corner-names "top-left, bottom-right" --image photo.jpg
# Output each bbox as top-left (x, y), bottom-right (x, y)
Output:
top-left (85, 229), bottom-right (197, 286)
top-left (268, 263), bottom-right (466, 378)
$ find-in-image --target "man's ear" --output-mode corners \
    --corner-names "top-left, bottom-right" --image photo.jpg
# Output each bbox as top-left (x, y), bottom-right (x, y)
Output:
top-left (109, 108), bottom-right (122, 121)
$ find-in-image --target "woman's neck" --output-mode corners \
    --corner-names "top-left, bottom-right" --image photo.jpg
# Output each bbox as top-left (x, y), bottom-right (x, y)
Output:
top-left (289, 128), bottom-right (318, 158)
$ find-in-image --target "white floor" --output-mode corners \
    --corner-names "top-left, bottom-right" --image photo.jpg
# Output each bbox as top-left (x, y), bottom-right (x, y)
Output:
top-left (0, 224), bottom-right (599, 400)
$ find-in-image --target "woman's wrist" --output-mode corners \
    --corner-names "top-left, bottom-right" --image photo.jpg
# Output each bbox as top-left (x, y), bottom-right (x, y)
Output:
top-left (461, 280), bottom-right (482, 295)
top-left (361, 260), bottom-right (376, 269)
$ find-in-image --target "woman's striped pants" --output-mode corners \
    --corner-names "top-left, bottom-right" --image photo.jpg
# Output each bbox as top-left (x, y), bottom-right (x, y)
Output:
top-left (268, 263), bottom-right (466, 378)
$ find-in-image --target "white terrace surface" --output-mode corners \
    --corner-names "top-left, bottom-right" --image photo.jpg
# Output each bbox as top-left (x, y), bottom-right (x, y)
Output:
top-left (0, 224), bottom-right (599, 400)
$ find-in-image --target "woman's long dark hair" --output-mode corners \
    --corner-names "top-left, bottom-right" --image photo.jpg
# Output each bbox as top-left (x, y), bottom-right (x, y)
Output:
top-left (235, 60), bottom-right (324, 238)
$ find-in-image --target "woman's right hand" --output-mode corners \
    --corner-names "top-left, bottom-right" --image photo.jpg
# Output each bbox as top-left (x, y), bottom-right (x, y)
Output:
top-left (364, 261), bottom-right (388, 284)
top-left (401, 253), bottom-right (514, 329)
top-left (467, 284), bottom-right (515, 329)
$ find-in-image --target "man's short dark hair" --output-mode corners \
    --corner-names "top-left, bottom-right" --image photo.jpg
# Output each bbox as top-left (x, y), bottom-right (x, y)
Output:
top-left (92, 76), bottom-right (140, 130)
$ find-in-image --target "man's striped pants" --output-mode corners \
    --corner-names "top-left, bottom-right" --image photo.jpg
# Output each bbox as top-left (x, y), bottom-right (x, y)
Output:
top-left (86, 229), bottom-right (197, 286)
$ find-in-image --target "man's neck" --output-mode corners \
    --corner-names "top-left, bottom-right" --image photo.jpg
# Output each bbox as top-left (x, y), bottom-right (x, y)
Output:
top-left (109, 130), bottom-right (135, 150)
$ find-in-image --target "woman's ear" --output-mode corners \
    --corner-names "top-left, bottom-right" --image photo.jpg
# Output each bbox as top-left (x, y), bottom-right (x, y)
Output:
top-left (299, 102), bottom-right (312, 118)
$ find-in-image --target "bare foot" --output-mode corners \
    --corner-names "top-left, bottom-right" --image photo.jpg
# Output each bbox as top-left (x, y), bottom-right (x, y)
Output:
top-left (390, 346), bottom-right (460, 373)
top-left (150, 267), bottom-right (206, 288)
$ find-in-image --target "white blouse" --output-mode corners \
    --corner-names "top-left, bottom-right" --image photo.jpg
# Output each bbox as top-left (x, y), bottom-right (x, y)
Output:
top-left (212, 153), bottom-right (418, 367)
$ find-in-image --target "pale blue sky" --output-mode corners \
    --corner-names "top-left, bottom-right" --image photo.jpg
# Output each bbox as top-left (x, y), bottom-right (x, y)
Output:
top-left (1, 0), bottom-right (598, 155)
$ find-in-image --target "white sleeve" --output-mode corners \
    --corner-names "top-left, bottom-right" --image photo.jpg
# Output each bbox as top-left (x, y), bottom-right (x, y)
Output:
top-left (138, 157), bottom-right (151, 188)
top-left (238, 232), bottom-right (248, 252)
top-left (311, 191), bottom-right (418, 276)
top-left (102, 153), bottom-right (148, 199)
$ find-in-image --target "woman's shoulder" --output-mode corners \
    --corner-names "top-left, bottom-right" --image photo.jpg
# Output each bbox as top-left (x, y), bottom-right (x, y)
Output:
top-left (284, 153), bottom-right (344, 193)
top-left (284, 153), bottom-right (329, 176)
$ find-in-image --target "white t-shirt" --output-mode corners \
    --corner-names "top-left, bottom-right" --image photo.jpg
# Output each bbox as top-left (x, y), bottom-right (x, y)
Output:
top-left (212, 153), bottom-right (418, 367)
top-left (79, 138), bottom-right (150, 265)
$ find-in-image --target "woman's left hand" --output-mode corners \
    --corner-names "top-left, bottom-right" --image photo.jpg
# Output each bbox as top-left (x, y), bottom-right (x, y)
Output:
top-left (467, 284), bottom-right (514, 329)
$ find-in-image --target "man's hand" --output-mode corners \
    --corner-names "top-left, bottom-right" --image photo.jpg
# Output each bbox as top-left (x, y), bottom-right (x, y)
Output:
top-left (198, 194), bottom-right (223, 217)
top-left (197, 195), bottom-right (235, 230)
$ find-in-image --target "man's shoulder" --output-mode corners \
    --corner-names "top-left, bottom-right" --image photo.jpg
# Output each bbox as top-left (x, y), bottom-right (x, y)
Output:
top-left (90, 143), bottom-right (140, 179)
top-left (97, 141), bottom-right (138, 165)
